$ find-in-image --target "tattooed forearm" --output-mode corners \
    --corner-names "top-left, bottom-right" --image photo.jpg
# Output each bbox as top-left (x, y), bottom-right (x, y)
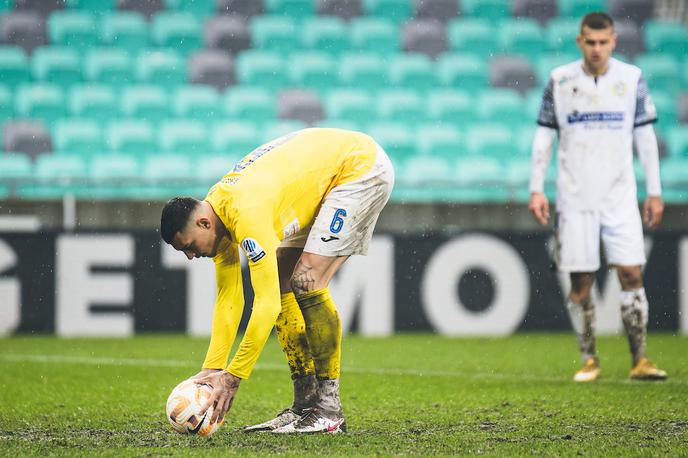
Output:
top-left (291, 262), bottom-right (316, 295)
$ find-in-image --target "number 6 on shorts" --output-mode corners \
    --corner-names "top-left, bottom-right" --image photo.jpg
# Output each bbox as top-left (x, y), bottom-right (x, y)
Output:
top-left (329, 208), bottom-right (347, 234)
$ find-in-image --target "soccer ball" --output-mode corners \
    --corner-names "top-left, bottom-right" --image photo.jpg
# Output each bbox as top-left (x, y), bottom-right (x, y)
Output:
top-left (166, 380), bottom-right (224, 436)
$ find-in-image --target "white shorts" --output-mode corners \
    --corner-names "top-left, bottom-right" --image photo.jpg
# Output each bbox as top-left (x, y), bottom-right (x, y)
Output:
top-left (279, 144), bottom-right (394, 257)
top-left (554, 201), bottom-right (646, 272)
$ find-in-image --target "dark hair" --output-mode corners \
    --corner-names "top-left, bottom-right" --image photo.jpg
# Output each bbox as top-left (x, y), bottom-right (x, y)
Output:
top-left (160, 197), bottom-right (200, 244)
top-left (580, 12), bottom-right (614, 32)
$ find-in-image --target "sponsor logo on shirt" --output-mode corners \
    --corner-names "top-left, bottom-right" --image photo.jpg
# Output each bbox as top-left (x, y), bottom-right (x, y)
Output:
top-left (566, 111), bottom-right (624, 124)
top-left (241, 238), bottom-right (266, 263)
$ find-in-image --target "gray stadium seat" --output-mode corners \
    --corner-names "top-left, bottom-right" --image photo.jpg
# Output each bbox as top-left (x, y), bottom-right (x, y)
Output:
top-left (317, 0), bottom-right (363, 20)
top-left (489, 55), bottom-right (537, 94)
top-left (679, 93), bottom-right (688, 124)
top-left (117, 0), bottom-right (165, 20)
top-left (216, 0), bottom-right (265, 17)
top-left (13, 0), bottom-right (64, 16)
top-left (402, 19), bottom-right (447, 59)
top-left (0, 12), bottom-right (46, 54)
top-left (613, 20), bottom-right (644, 58)
top-left (609, 0), bottom-right (655, 26)
top-left (3, 121), bottom-right (52, 158)
top-left (278, 89), bottom-right (324, 124)
top-left (414, 0), bottom-right (459, 23)
top-left (204, 16), bottom-right (251, 55)
top-left (188, 50), bottom-right (235, 90)
top-left (511, 0), bottom-right (557, 25)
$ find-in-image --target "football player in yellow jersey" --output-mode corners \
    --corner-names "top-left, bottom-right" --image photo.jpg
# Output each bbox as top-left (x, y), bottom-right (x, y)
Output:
top-left (160, 128), bottom-right (394, 434)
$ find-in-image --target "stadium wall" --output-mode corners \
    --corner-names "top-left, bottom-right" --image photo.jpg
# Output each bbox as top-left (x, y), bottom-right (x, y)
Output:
top-left (1, 230), bottom-right (686, 336)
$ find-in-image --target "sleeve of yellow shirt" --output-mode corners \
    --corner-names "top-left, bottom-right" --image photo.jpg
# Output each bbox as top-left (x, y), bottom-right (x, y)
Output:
top-left (226, 216), bottom-right (282, 379)
top-left (202, 242), bottom-right (245, 369)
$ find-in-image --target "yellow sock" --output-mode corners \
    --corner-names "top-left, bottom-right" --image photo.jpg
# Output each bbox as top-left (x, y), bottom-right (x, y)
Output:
top-left (295, 288), bottom-right (341, 380)
top-left (275, 292), bottom-right (315, 379)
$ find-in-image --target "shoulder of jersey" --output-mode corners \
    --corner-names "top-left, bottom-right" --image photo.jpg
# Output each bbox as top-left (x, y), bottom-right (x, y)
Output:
top-left (610, 58), bottom-right (642, 77)
top-left (550, 60), bottom-right (581, 86)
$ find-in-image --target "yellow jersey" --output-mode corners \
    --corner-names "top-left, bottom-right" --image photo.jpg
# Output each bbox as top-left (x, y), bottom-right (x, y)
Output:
top-left (202, 128), bottom-right (377, 379)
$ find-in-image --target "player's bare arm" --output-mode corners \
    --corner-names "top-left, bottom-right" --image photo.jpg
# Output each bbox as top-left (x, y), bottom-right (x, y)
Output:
top-left (529, 192), bottom-right (550, 226)
top-left (193, 370), bottom-right (241, 423)
top-left (643, 196), bottom-right (664, 229)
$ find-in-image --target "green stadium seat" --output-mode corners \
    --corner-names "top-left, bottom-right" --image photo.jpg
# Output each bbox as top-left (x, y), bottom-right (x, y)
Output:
top-left (143, 154), bottom-right (193, 190)
top-left (388, 53), bottom-right (435, 91)
top-left (101, 12), bottom-right (149, 51)
top-left (377, 89), bottom-right (425, 124)
top-left (498, 19), bottom-right (545, 57)
top-left (635, 54), bottom-right (682, 96)
top-left (505, 157), bottom-right (532, 201)
top-left (121, 85), bottom-right (170, 120)
top-left (302, 16), bottom-right (348, 54)
top-left (362, 0), bottom-right (412, 24)
top-left (66, 0), bottom-right (115, 13)
top-left (367, 121), bottom-right (415, 165)
top-left (288, 51), bottom-right (337, 91)
top-left (467, 123), bottom-right (514, 158)
top-left (651, 90), bottom-right (677, 134)
top-left (427, 89), bottom-right (474, 125)
top-left (48, 11), bottom-right (99, 50)
top-left (546, 18), bottom-right (579, 53)
top-left (454, 156), bottom-right (507, 202)
top-left (266, 0), bottom-right (314, 16)
top-left (350, 17), bottom-right (398, 54)
top-left (447, 19), bottom-right (497, 56)
top-left (557, 0), bottom-right (607, 18)
top-left (213, 120), bottom-right (261, 156)
top-left (251, 16), bottom-right (299, 53)
top-left (84, 48), bottom-right (133, 87)
top-left (262, 120), bottom-right (308, 142)
top-left (535, 53), bottom-right (578, 85)
top-left (0, 46), bottom-right (30, 88)
top-left (478, 89), bottom-right (524, 125)
top-left (53, 118), bottom-right (103, 154)
top-left (325, 89), bottom-right (375, 124)
top-left (417, 124), bottom-right (464, 160)
top-left (338, 52), bottom-right (388, 90)
top-left (666, 127), bottom-right (688, 158)
top-left (436, 53), bottom-right (488, 90)
top-left (198, 154), bottom-right (239, 183)
top-left (16, 84), bottom-right (66, 122)
top-left (461, 0), bottom-right (510, 18)
top-left (68, 84), bottom-right (118, 120)
top-left (314, 119), bottom-right (362, 132)
top-left (397, 156), bottom-right (455, 202)
top-left (223, 86), bottom-right (275, 122)
top-left (159, 119), bottom-right (211, 154)
top-left (0, 153), bottom-right (32, 179)
top-left (151, 11), bottom-right (202, 55)
top-left (236, 50), bottom-right (288, 90)
top-left (173, 85), bottom-right (220, 120)
top-left (163, 0), bottom-right (214, 16)
top-left (106, 119), bottom-right (156, 154)
top-left (89, 153), bottom-right (140, 199)
top-left (135, 50), bottom-right (186, 89)
top-left (22, 154), bottom-right (88, 199)
top-left (660, 158), bottom-right (688, 203)
top-left (31, 46), bottom-right (82, 86)
top-left (644, 20), bottom-right (688, 59)
top-left (525, 90), bottom-right (542, 125)
top-left (0, 85), bottom-right (12, 121)
top-left (516, 125), bottom-right (536, 156)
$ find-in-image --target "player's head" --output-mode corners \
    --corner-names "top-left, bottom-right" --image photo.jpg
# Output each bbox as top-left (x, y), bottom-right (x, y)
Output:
top-left (577, 12), bottom-right (616, 73)
top-left (160, 197), bottom-right (222, 259)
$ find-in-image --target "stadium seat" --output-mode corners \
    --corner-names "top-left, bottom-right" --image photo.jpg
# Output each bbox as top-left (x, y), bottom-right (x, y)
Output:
top-left (141, 153), bottom-right (193, 196)
top-left (53, 118), bottom-right (103, 154)
top-left (651, 90), bottom-right (677, 133)
top-left (121, 85), bottom-right (169, 120)
top-left (447, 18), bottom-right (496, 56)
top-left (377, 89), bottom-right (425, 124)
top-left (0, 153), bottom-right (32, 179)
top-left (198, 154), bottom-right (240, 182)
top-left (349, 17), bottom-right (398, 53)
top-left (164, 0), bottom-right (214, 16)
top-left (535, 53), bottom-right (578, 85)
top-left (84, 48), bottom-right (133, 87)
top-left (454, 156), bottom-right (507, 201)
top-left (478, 89), bottom-right (524, 125)
top-left (117, 0), bottom-right (165, 20)
top-left (338, 52), bottom-right (389, 90)
top-left (634, 54), bottom-right (682, 97)
top-left (489, 55), bottom-right (537, 94)
top-left (367, 121), bottom-right (415, 165)
top-left (106, 119), bottom-right (156, 154)
top-left (516, 125), bottom-right (536, 156)
top-left (525, 89), bottom-right (543, 123)
top-left (398, 155), bottom-right (453, 200)
top-left (25, 154), bottom-right (88, 200)
top-left (643, 20), bottom-right (688, 60)
top-left (315, 119), bottom-right (361, 131)
top-left (388, 53), bottom-right (435, 91)
top-left (89, 153), bottom-right (140, 199)
top-left (216, 0), bottom-right (264, 18)
top-left (2, 120), bottom-right (52, 157)
top-left (31, 46), bottom-right (82, 86)
top-left (417, 124), bottom-right (464, 159)
top-left (317, 0), bottom-right (363, 21)
top-left (557, 0), bottom-right (606, 18)
top-left (461, 0), bottom-right (510, 18)
top-left (302, 16), bottom-right (348, 54)
top-left (0, 85), bottom-right (12, 121)
top-left (427, 89), bottom-right (474, 125)
top-left (325, 88), bottom-right (375, 124)
top-left (277, 89), bottom-right (324, 124)
top-left (660, 158), bottom-right (688, 203)
top-left (666, 127), bottom-right (688, 158)
top-left (251, 16), bottom-right (299, 53)
top-left (466, 122), bottom-right (514, 158)
top-left (261, 120), bottom-right (308, 142)
top-left (402, 19), bottom-right (447, 59)
top-left (288, 51), bottom-right (337, 91)
top-left (498, 18), bottom-right (545, 57)
top-left (435, 53), bottom-right (487, 90)
top-left (362, 0), bottom-right (412, 24)
top-left (614, 20), bottom-right (644, 58)
top-left (236, 50), bottom-right (287, 90)
top-left (48, 11), bottom-right (98, 50)
top-left (0, 12), bottom-right (47, 54)
top-left (511, 0), bottom-right (557, 25)
top-left (15, 84), bottom-right (65, 122)
top-left (212, 120), bottom-right (261, 155)
top-left (204, 15), bottom-right (251, 55)
top-left (67, 0), bottom-right (115, 14)
top-left (101, 12), bottom-right (148, 51)
top-left (14, 0), bottom-right (64, 16)
top-left (609, 0), bottom-right (653, 27)
top-left (159, 119), bottom-right (211, 154)
top-left (188, 50), bottom-right (235, 90)
top-left (151, 11), bottom-right (202, 55)
top-left (265, 0), bottom-right (314, 16)
top-left (173, 85), bottom-right (220, 120)
top-left (546, 18), bottom-right (579, 53)
top-left (0, 46), bottom-right (30, 88)
top-left (223, 86), bottom-right (275, 122)
top-left (135, 50), bottom-right (186, 89)
top-left (69, 84), bottom-right (119, 120)
top-left (413, 0), bottom-right (459, 23)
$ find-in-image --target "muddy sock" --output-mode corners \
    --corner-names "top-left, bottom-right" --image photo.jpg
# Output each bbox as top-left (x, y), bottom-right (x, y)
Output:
top-left (621, 288), bottom-right (648, 366)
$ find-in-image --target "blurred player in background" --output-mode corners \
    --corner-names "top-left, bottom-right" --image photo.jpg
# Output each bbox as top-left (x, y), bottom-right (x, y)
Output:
top-left (528, 12), bottom-right (667, 382)
top-left (160, 128), bottom-right (394, 433)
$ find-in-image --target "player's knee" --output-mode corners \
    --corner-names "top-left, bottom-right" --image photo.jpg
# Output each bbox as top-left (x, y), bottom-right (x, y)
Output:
top-left (617, 267), bottom-right (642, 289)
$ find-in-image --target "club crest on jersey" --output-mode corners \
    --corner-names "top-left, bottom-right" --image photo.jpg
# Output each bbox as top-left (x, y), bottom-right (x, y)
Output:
top-left (241, 238), bottom-right (266, 262)
top-left (612, 81), bottom-right (627, 97)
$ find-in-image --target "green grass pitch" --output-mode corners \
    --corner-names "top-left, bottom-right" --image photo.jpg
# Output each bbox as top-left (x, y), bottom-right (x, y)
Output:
top-left (1, 333), bottom-right (686, 456)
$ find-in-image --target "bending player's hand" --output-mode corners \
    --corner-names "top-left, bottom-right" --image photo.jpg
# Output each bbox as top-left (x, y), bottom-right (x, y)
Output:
top-left (529, 192), bottom-right (550, 226)
top-left (643, 195), bottom-right (664, 229)
top-left (192, 370), bottom-right (241, 424)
